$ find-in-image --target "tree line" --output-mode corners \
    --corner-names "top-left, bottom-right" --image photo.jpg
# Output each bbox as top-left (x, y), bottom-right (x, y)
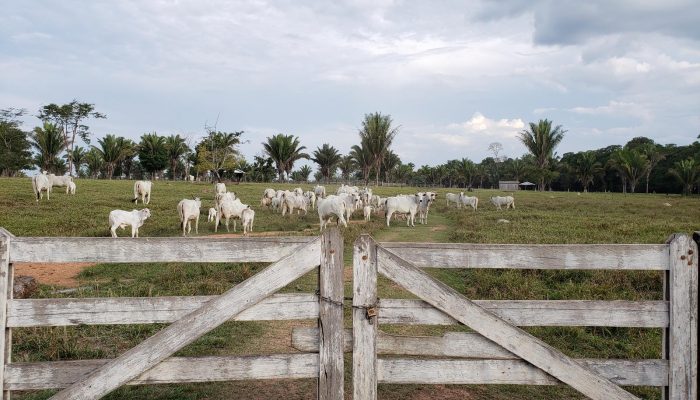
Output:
top-left (1, 102), bottom-right (698, 194)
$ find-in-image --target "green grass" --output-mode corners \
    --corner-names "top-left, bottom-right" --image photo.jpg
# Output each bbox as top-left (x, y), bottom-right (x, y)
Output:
top-left (1, 178), bottom-right (698, 399)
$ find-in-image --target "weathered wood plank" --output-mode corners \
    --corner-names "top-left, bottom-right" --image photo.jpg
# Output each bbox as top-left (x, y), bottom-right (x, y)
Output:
top-left (380, 242), bottom-right (668, 270)
top-left (5, 354), bottom-right (318, 390)
top-left (353, 235), bottom-right (377, 400)
top-left (0, 231), bottom-right (11, 398)
top-left (377, 246), bottom-right (639, 400)
top-left (668, 234), bottom-right (698, 400)
top-left (10, 236), bottom-right (315, 263)
top-left (379, 298), bottom-right (668, 328)
top-left (49, 237), bottom-right (322, 400)
top-left (8, 293), bottom-right (318, 327)
top-left (318, 228), bottom-right (343, 400)
top-left (378, 358), bottom-right (668, 387)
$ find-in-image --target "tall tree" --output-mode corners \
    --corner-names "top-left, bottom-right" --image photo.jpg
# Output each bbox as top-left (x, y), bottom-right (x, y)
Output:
top-left (93, 134), bottom-right (128, 179)
top-left (85, 147), bottom-right (103, 178)
top-left (165, 134), bottom-right (190, 180)
top-left (575, 151), bottom-right (601, 192)
top-left (350, 141), bottom-right (372, 186)
top-left (358, 112), bottom-right (400, 186)
top-left (291, 165), bottom-right (313, 182)
top-left (338, 155), bottom-right (355, 181)
top-left (0, 108), bottom-right (32, 176)
top-left (518, 119), bottom-right (566, 191)
top-left (197, 130), bottom-right (243, 181)
top-left (311, 143), bottom-right (341, 182)
top-left (381, 150), bottom-right (401, 183)
top-left (138, 133), bottom-right (168, 179)
top-left (609, 149), bottom-right (648, 193)
top-left (669, 159), bottom-right (699, 195)
top-left (65, 146), bottom-right (87, 177)
top-left (37, 100), bottom-right (106, 177)
top-left (31, 122), bottom-right (66, 173)
top-left (262, 134), bottom-right (308, 181)
top-left (639, 143), bottom-right (665, 193)
top-left (457, 158), bottom-right (476, 188)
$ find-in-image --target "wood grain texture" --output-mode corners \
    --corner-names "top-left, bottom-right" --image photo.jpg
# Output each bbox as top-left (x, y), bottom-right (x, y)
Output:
top-left (48, 236), bottom-right (322, 400)
top-left (377, 358), bottom-right (667, 387)
top-left (379, 242), bottom-right (668, 270)
top-left (8, 293), bottom-right (318, 327)
top-left (318, 228), bottom-right (343, 400)
top-left (5, 354), bottom-right (318, 390)
top-left (379, 298), bottom-right (668, 327)
top-left (668, 234), bottom-right (698, 400)
top-left (377, 246), bottom-right (640, 400)
top-left (352, 235), bottom-right (377, 400)
top-left (0, 232), bottom-right (11, 398)
top-left (10, 236), bottom-right (315, 263)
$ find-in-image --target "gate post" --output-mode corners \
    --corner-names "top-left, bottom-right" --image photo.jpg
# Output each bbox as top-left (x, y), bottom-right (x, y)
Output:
top-left (0, 228), bottom-right (15, 400)
top-left (353, 235), bottom-right (378, 399)
top-left (318, 228), bottom-right (344, 400)
top-left (668, 234), bottom-right (698, 400)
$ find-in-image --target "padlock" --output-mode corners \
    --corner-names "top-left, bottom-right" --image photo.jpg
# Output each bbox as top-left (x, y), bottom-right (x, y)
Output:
top-left (365, 307), bottom-right (377, 322)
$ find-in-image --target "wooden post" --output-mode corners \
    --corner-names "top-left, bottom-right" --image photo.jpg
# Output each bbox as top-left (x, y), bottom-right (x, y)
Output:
top-left (353, 235), bottom-right (377, 399)
top-left (668, 234), bottom-right (698, 400)
top-left (0, 228), bottom-right (14, 400)
top-left (318, 228), bottom-right (344, 400)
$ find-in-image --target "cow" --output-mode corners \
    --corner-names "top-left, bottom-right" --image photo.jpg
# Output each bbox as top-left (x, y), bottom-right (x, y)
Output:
top-left (305, 191), bottom-right (316, 210)
top-left (177, 198), bottom-right (202, 236)
top-left (385, 195), bottom-right (420, 227)
top-left (270, 197), bottom-right (281, 212)
top-left (241, 207), bottom-right (255, 236)
top-left (187, 175), bottom-right (195, 182)
top-left (215, 191), bottom-right (236, 207)
top-left (48, 174), bottom-right (73, 193)
top-left (317, 195), bottom-right (347, 231)
top-left (261, 188), bottom-right (276, 207)
top-left (67, 181), bottom-right (76, 195)
top-left (363, 205), bottom-right (373, 222)
top-left (446, 192), bottom-right (462, 207)
top-left (293, 187), bottom-right (304, 196)
top-left (32, 172), bottom-right (51, 202)
top-left (215, 182), bottom-right (227, 195)
top-left (109, 208), bottom-right (151, 238)
top-left (281, 192), bottom-right (308, 216)
top-left (207, 207), bottom-right (218, 222)
top-left (314, 185), bottom-right (326, 199)
top-left (490, 195), bottom-right (515, 210)
top-left (417, 193), bottom-right (434, 224)
top-left (216, 197), bottom-right (249, 232)
top-left (338, 192), bottom-right (361, 221)
top-left (460, 194), bottom-right (479, 211)
top-left (132, 181), bottom-right (152, 204)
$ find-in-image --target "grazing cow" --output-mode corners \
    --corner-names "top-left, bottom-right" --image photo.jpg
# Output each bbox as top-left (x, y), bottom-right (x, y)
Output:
top-left (314, 185), bottom-right (326, 199)
top-left (281, 192), bottom-right (308, 216)
top-left (363, 205), bottom-right (373, 222)
top-left (48, 174), bottom-right (73, 193)
top-left (385, 195), bottom-right (420, 227)
top-left (215, 183), bottom-right (227, 195)
top-left (132, 181), bottom-right (152, 204)
top-left (305, 191), bottom-right (316, 210)
top-left (490, 195), bottom-right (515, 210)
top-left (459, 194), bottom-right (478, 211)
top-left (317, 195), bottom-right (347, 231)
top-left (216, 197), bottom-right (249, 232)
top-left (177, 198), bottom-right (202, 236)
top-left (446, 192), bottom-right (462, 207)
top-left (32, 173), bottom-right (51, 202)
top-left (109, 208), bottom-right (151, 238)
top-left (261, 188), bottom-right (276, 207)
top-left (207, 207), bottom-right (218, 222)
top-left (67, 181), bottom-right (76, 195)
top-left (241, 207), bottom-right (255, 236)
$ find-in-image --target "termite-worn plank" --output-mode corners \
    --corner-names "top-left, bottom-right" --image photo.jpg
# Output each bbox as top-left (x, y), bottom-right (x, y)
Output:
top-left (379, 242), bottom-right (668, 270)
top-left (10, 236), bottom-right (315, 263)
top-left (318, 228), bottom-right (343, 400)
top-left (5, 354), bottom-right (318, 390)
top-left (8, 293), bottom-right (318, 327)
top-left (48, 237), bottom-right (322, 400)
top-left (377, 246), bottom-right (639, 400)
top-left (353, 235), bottom-right (377, 400)
top-left (379, 299), bottom-right (668, 327)
top-left (378, 358), bottom-right (668, 387)
top-left (668, 234), bottom-right (698, 400)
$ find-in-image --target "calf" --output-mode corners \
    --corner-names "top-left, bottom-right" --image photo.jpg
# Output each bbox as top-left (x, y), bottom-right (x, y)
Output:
top-left (317, 195), bottom-right (347, 231)
top-left (363, 205), bottom-right (373, 222)
top-left (67, 181), bottom-right (76, 195)
top-left (177, 198), bottom-right (202, 236)
top-left (305, 191), bottom-right (316, 210)
top-left (207, 207), bottom-right (218, 222)
top-left (314, 185), bottom-right (326, 199)
top-left (241, 207), bottom-right (255, 236)
top-left (132, 181), bottom-right (152, 204)
top-left (109, 208), bottom-right (151, 238)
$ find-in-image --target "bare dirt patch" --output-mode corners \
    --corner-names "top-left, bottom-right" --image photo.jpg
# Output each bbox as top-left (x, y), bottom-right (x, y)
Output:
top-left (14, 262), bottom-right (95, 287)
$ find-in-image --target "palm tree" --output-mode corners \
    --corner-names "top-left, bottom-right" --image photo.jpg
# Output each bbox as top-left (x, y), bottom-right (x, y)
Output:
top-left (609, 149), bottom-right (648, 193)
top-left (165, 134), bottom-right (190, 180)
top-left (518, 119), bottom-right (566, 191)
top-left (669, 159), bottom-right (699, 195)
top-left (338, 155), bottom-right (354, 181)
top-left (456, 158), bottom-right (476, 188)
top-left (66, 146), bottom-right (87, 176)
top-left (358, 112), bottom-right (400, 186)
top-left (139, 133), bottom-right (168, 179)
top-left (291, 165), bottom-right (313, 182)
top-left (93, 134), bottom-right (128, 179)
top-left (509, 158), bottom-right (527, 182)
top-left (31, 122), bottom-right (66, 173)
top-left (311, 143), bottom-right (341, 183)
top-left (85, 147), bottom-right (103, 178)
top-left (350, 141), bottom-right (372, 185)
top-left (262, 134), bottom-right (309, 181)
top-left (381, 150), bottom-right (401, 183)
top-left (575, 151), bottom-right (601, 192)
top-left (640, 143), bottom-right (665, 193)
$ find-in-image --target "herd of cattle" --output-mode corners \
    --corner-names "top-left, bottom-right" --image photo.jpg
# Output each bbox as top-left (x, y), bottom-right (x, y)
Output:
top-left (29, 174), bottom-right (516, 238)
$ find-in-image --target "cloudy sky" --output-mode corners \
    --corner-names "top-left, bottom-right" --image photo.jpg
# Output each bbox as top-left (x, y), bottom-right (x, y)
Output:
top-left (2, 0), bottom-right (699, 168)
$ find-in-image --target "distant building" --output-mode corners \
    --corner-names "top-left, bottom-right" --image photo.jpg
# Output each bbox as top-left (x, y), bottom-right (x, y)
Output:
top-left (499, 180), bottom-right (520, 191)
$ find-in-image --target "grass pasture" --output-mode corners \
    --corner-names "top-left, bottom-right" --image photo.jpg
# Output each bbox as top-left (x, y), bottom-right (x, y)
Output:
top-left (0, 177), bottom-right (698, 399)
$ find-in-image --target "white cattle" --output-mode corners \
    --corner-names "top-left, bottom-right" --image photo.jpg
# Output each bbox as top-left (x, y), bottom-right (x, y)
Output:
top-left (261, 188), bottom-right (276, 207)
top-left (67, 181), bottom-right (76, 195)
top-left (132, 181), bottom-right (152, 204)
top-left (177, 198), bottom-right (202, 236)
top-left (216, 197), bottom-right (249, 232)
top-left (338, 193), bottom-right (361, 221)
top-left (459, 195), bottom-right (478, 211)
top-left (363, 205), bottom-right (373, 222)
top-left (446, 192), bottom-right (462, 207)
top-left (336, 184), bottom-right (359, 195)
top-left (281, 192), bottom-right (308, 216)
top-left (417, 194), bottom-right (434, 224)
top-left (187, 175), bottom-right (195, 182)
top-left (314, 185), bottom-right (326, 199)
top-left (207, 207), bottom-right (218, 222)
top-left (293, 187), bottom-right (304, 196)
top-left (385, 195), bottom-right (420, 227)
top-left (317, 195), bottom-right (347, 231)
top-left (215, 183), bottom-right (227, 195)
top-left (32, 173), bottom-right (51, 202)
top-left (48, 174), bottom-right (73, 193)
top-left (490, 195), bottom-right (515, 210)
top-left (271, 197), bottom-right (281, 212)
top-left (109, 208), bottom-right (151, 238)
top-left (216, 191), bottom-right (236, 207)
top-left (305, 191), bottom-right (316, 210)
top-left (241, 207), bottom-right (255, 236)
top-left (360, 187), bottom-right (373, 206)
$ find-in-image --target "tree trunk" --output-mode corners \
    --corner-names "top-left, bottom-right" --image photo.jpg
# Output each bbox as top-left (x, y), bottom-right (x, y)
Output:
top-left (645, 171), bottom-right (650, 193)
